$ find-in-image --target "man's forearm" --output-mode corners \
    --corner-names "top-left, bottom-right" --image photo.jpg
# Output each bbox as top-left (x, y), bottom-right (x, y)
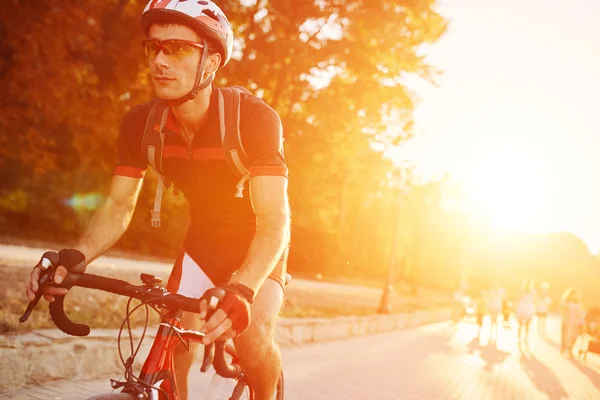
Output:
top-left (73, 198), bottom-right (136, 265)
top-left (230, 218), bottom-right (290, 293)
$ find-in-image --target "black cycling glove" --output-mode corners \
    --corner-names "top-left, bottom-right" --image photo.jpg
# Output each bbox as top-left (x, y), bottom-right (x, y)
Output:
top-left (37, 249), bottom-right (86, 273)
top-left (202, 283), bottom-right (254, 335)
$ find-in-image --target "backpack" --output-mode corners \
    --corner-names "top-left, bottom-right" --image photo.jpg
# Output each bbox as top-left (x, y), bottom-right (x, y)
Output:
top-left (141, 86), bottom-right (252, 227)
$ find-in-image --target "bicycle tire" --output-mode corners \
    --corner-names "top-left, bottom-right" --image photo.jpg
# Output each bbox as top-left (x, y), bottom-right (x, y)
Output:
top-left (85, 394), bottom-right (136, 399)
top-left (275, 371), bottom-right (284, 400)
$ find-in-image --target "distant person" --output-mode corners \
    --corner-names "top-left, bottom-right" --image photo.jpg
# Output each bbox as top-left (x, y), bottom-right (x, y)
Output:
top-left (452, 279), bottom-right (468, 322)
top-left (486, 284), bottom-right (505, 342)
top-left (560, 287), bottom-right (585, 357)
top-left (474, 291), bottom-right (486, 339)
top-left (502, 297), bottom-right (512, 327)
top-left (536, 282), bottom-right (552, 336)
top-left (516, 279), bottom-right (536, 349)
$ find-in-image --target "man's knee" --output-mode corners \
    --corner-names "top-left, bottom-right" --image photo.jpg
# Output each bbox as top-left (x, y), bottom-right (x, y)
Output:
top-left (240, 313), bottom-right (277, 346)
top-left (173, 340), bottom-right (199, 366)
top-left (173, 312), bottom-right (201, 365)
top-left (235, 319), bottom-right (279, 372)
top-left (249, 278), bottom-right (283, 331)
top-left (234, 279), bottom-right (283, 364)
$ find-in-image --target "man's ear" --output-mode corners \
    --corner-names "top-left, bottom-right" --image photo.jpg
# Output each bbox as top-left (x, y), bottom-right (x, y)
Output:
top-left (206, 53), bottom-right (221, 75)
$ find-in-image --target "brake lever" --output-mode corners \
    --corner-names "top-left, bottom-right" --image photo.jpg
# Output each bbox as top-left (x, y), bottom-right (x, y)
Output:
top-left (19, 252), bottom-right (60, 323)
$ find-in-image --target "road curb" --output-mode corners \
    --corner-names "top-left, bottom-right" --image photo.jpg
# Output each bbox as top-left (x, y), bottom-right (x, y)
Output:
top-left (0, 309), bottom-right (449, 392)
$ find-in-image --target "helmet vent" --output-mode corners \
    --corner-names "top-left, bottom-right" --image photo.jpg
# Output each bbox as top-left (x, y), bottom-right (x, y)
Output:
top-left (202, 9), bottom-right (219, 22)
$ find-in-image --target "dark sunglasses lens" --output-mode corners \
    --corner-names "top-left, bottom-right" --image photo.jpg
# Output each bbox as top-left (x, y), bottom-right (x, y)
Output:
top-left (163, 41), bottom-right (194, 57)
top-left (142, 40), bottom-right (161, 57)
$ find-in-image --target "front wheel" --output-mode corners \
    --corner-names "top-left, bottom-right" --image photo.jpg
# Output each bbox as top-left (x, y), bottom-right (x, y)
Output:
top-left (231, 372), bottom-right (283, 400)
top-left (275, 372), bottom-right (284, 400)
top-left (86, 394), bottom-right (137, 399)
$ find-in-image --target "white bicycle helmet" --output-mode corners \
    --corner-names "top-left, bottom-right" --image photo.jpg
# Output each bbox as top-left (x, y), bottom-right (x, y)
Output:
top-left (141, 0), bottom-right (233, 67)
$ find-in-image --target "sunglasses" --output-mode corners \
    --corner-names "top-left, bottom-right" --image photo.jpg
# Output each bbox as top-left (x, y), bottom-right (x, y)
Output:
top-left (141, 39), bottom-right (204, 60)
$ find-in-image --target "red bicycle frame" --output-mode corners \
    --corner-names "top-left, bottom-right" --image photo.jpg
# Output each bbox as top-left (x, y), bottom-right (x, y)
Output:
top-left (131, 311), bottom-right (246, 400)
top-left (137, 316), bottom-right (185, 399)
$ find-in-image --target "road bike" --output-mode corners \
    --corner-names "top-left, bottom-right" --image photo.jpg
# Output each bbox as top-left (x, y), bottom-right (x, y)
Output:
top-left (20, 252), bottom-right (284, 400)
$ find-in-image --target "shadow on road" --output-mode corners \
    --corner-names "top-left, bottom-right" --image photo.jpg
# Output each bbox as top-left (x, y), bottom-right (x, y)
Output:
top-left (402, 324), bottom-right (456, 359)
top-left (568, 358), bottom-right (600, 390)
top-left (520, 352), bottom-right (569, 399)
top-left (467, 338), bottom-right (511, 372)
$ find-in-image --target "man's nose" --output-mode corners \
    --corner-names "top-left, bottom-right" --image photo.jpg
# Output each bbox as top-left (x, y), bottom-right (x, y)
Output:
top-left (152, 49), bottom-right (170, 69)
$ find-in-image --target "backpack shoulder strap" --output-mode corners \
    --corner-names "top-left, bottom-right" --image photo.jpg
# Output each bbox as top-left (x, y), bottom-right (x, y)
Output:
top-left (217, 86), bottom-right (251, 198)
top-left (141, 100), bottom-right (170, 176)
top-left (141, 100), bottom-right (170, 227)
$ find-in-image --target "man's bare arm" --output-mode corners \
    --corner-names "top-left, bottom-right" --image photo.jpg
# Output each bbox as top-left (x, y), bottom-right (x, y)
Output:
top-left (74, 175), bottom-right (144, 263)
top-left (27, 175), bottom-right (144, 302)
top-left (229, 176), bottom-right (291, 293)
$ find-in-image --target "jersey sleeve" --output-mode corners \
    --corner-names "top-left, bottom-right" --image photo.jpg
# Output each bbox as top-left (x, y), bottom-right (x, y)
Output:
top-left (241, 100), bottom-right (288, 179)
top-left (114, 105), bottom-right (148, 179)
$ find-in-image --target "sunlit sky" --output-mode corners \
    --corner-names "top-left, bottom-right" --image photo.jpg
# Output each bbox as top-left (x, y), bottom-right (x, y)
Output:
top-left (392, 0), bottom-right (600, 253)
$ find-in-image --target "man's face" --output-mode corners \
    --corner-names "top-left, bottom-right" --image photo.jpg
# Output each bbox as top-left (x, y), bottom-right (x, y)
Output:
top-left (147, 24), bottom-right (204, 100)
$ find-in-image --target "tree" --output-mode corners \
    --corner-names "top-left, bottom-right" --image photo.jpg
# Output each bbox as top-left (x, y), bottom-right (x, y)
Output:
top-left (0, 0), bottom-right (449, 275)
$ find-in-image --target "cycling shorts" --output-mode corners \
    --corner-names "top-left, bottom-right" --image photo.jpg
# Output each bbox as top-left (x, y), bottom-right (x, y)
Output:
top-left (166, 250), bottom-right (287, 299)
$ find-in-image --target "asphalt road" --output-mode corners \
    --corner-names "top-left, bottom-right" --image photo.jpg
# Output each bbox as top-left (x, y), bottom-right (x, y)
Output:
top-left (3, 317), bottom-right (600, 399)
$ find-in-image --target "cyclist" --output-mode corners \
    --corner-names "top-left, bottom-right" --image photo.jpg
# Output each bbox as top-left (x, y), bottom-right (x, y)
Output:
top-left (24, 1), bottom-right (290, 399)
top-left (486, 284), bottom-right (505, 343)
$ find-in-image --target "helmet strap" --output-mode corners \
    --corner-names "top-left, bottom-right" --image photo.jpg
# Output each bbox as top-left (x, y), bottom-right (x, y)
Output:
top-left (169, 37), bottom-right (214, 106)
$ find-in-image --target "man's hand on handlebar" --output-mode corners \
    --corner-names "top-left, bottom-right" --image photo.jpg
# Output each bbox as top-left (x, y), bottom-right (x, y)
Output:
top-left (27, 264), bottom-right (68, 302)
top-left (198, 284), bottom-right (254, 344)
top-left (25, 249), bottom-right (87, 303)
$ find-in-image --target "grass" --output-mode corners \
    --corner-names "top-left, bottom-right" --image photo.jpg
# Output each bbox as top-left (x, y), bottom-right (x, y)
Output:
top-left (1, 262), bottom-right (453, 334)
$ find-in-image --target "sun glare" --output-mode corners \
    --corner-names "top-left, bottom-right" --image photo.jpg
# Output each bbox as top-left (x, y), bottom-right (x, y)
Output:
top-left (463, 158), bottom-right (544, 233)
top-left (455, 120), bottom-right (568, 235)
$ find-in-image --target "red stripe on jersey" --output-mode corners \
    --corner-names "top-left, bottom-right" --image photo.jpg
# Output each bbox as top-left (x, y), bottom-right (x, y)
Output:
top-left (249, 166), bottom-right (288, 178)
top-left (114, 166), bottom-right (146, 178)
top-left (165, 110), bottom-right (179, 133)
top-left (163, 145), bottom-right (191, 159)
top-left (193, 147), bottom-right (226, 160)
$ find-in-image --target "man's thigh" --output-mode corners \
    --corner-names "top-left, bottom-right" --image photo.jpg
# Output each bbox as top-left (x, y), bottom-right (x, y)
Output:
top-left (233, 279), bottom-right (284, 357)
top-left (256, 277), bottom-right (284, 311)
